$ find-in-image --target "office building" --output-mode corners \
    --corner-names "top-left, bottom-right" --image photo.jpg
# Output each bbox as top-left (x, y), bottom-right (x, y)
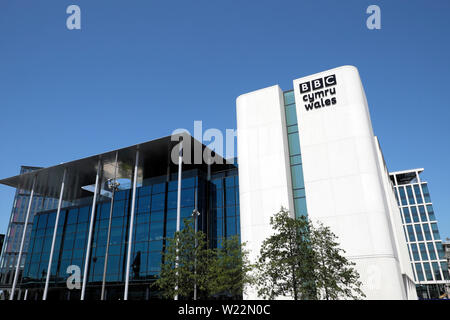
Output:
top-left (389, 169), bottom-right (450, 299)
top-left (0, 136), bottom-right (238, 300)
top-left (0, 66), bottom-right (424, 300)
top-left (0, 166), bottom-right (63, 298)
top-left (237, 66), bottom-right (416, 299)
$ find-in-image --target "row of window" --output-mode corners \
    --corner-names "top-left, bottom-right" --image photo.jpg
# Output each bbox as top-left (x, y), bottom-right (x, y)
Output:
top-left (400, 204), bottom-right (436, 224)
top-left (404, 223), bottom-right (441, 242)
top-left (396, 183), bottom-right (431, 206)
top-left (414, 261), bottom-right (450, 282)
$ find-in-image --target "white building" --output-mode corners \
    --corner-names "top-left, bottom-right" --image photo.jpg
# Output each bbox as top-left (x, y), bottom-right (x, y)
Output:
top-left (236, 65), bottom-right (417, 300)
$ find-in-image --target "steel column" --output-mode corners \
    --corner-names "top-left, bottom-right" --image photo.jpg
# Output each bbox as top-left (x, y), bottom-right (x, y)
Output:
top-left (81, 158), bottom-right (102, 300)
top-left (10, 175), bottom-right (36, 300)
top-left (124, 148), bottom-right (139, 300)
top-left (43, 168), bottom-right (67, 300)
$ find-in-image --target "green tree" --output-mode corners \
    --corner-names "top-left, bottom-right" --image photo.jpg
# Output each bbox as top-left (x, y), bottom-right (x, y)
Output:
top-left (310, 222), bottom-right (365, 300)
top-left (207, 235), bottom-right (254, 299)
top-left (256, 208), bottom-right (316, 300)
top-left (256, 207), bottom-right (365, 300)
top-left (156, 217), bottom-right (211, 299)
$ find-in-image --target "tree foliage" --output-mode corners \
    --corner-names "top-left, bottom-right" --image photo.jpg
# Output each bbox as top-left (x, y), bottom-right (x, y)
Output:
top-left (207, 235), bottom-right (254, 299)
top-left (156, 217), bottom-right (210, 299)
top-left (256, 207), bottom-right (365, 300)
top-left (156, 218), bottom-right (253, 299)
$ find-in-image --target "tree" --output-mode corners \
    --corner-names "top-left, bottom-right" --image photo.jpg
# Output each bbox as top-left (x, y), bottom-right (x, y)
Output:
top-left (256, 208), bottom-right (316, 300)
top-left (256, 207), bottom-right (365, 300)
top-left (207, 235), bottom-right (254, 299)
top-left (156, 217), bottom-right (211, 299)
top-left (310, 222), bottom-right (365, 300)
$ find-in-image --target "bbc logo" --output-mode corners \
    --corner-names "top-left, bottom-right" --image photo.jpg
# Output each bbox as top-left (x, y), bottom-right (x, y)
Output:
top-left (299, 74), bottom-right (337, 94)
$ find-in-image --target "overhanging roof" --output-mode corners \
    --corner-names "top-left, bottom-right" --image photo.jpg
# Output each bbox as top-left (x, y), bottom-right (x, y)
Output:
top-left (0, 133), bottom-right (229, 201)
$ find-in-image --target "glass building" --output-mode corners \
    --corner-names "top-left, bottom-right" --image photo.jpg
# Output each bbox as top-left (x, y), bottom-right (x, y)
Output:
top-left (390, 169), bottom-right (450, 299)
top-left (0, 134), bottom-right (239, 300)
top-left (0, 166), bottom-right (63, 295)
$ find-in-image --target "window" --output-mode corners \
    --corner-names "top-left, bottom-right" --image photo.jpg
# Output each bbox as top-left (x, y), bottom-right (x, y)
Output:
top-left (427, 242), bottom-right (436, 260)
top-left (402, 207), bottom-right (411, 223)
top-left (432, 262), bottom-right (442, 280)
top-left (413, 185), bottom-right (423, 204)
top-left (410, 206), bottom-right (419, 223)
top-left (399, 188), bottom-right (407, 206)
top-left (423, 224), bottom-right (432, 241)
top-left (419, 243), bottom-right (428, 260)
top-left (406, 186), bottom-right (415, 205)
top-left (423, 263), bottom-right (433, 281)
top-left (418, 205), bottom-right (427, 222)
top-left (426, 205), bottom-right (436, 221)
top-left (415, 225), bottom-right (424, 241)
top-left (415, 263), bottom-right (424, 281)
top-left (431, 223), bottom-right (440, 240)
top-left (411, 243), bottom-right (420, 261)
top-left (407, 225), bottom-right (415, 242)
top-left (421, 184), bottom-right (431, 202)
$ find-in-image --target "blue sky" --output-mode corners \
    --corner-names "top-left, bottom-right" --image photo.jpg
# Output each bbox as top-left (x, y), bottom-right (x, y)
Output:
top-left (0, 0), bottom-right (449, 238)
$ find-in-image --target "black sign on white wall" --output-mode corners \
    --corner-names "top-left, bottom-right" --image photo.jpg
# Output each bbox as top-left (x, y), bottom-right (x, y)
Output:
top-left (299, 74), bottom-right (337, 111)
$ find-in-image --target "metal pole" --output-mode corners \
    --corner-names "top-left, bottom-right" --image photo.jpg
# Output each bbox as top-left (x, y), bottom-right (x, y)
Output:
top-left (43, 168), bottom-right (67, 300)
top-left (192, 188), bottom-right (199, 301)
top-left (81, 159), bottom-right (102, 300)
top-left (10, 175), bottom-right (36, 300)
top-left (124, 148), bottom-right (139, 300)
top-left (174, 140), bottom-right (183, 300)
top-left (101, 151), bottom-right (119, 300)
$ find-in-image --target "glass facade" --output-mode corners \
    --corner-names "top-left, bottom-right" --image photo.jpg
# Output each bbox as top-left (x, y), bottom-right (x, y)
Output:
top-left (0, 166), bottom-right (65, 290)
top-left (20, 167), bottom-right (239, 300)
top-left (283, 90), bottom-right (307, 218)
top-left (390, 169), bottom-right (450, 299)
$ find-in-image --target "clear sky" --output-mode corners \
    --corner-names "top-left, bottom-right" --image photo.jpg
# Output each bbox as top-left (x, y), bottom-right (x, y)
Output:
top-left (0, 0), bottom-right (449, 239)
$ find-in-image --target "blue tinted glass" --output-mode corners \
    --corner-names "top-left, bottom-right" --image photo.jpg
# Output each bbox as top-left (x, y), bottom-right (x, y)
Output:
top-left (291, 165), bottom-right (305, 189)
top-left (436, 243), bottom-right (445, 259)
top-left (46, 212), bottom-right (56, 228)
top-left (287, 125), bottom-right (298, 134)
top-left (181, 188), bottom-right (195, 207)
top-left (431, 223), bottom-right (440, 240)
top-left (415, 225), bottom-right (423, 241)
top-left (415, 263), bottom-right (424, 281)
top-left (151, 194), bottom-right (165, 211)
top-left (419, 243), bottom-right (428, 260)
top-left (225, 188), bottom-right (236, 205)
top-left (423, 263), bottom-right (433, 281)
top-left (403, 207), bottom-right (411, 223)
top-left (411, 244), bottom-right (419, 260)
top-left (418, 205), bottom-right (427, 222)
top-left (421, 184), bottom-right (431, 202)
top-left (399, 188), bottom-right (407, 206)
top-left (138, 196), bottom-right (151, 213)
top-left (423, 224), bottom-right (432, 241)
top-left (288, 133), bottom-right (301, 155)
top-left (410, 207), bottom-right (419, 223)
top-left (427, 243), bottom-right (436, 260)
top-left (38, 214), bottom-right (49, 229)
top-left (432, 262), bottom-right (442, 280)
top-left (407, 225), bottom-right (415, 241)
top-left (285, 104), bottom-right (298, 126)
top-left (153, 182), bottom-right (166, 194)
top-left (406, 186), bottom-right (415, 205)
top-left (426, 205), bottom-right (435, 221)
top-left (294, 198), bottom-right (307, 217)
top-left (441, 263), bottom-right (450, 280)
top-left (414, 185), bottom-right (423, 204)
top-left (284, 91), bottom-right (295, 105)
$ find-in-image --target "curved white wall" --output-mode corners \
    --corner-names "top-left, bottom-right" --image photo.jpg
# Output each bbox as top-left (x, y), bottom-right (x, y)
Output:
top-left (293, 66), bottom-right (407, 299)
